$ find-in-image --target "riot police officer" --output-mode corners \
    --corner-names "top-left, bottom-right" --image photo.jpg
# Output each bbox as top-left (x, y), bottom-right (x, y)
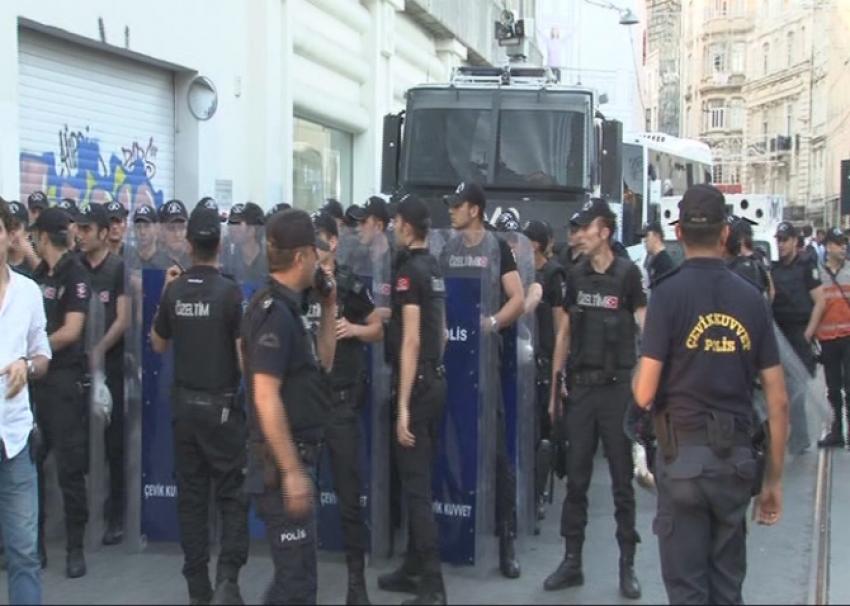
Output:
top-left (241, 209), bottom-right (337, 605)
top-left (128, 205), bottom-right (171, 270)
top-left (150, 208), bottom-right (248, 605)
top-left (159, 199), bottom-right (191, 269)
top-left (439, 182), bottom-right (525, 578)
top-left (223, 202), bottom-right (267, 285)
top-left (641, 221), bottom-right (675, 286)
top-left (378, 194), bottom-right (447, 606)
top-left (6, 200), bottom-right (39, 276)
top-left (105, 202), bottom-right (128, 258)
top-left (522, 220), bottom-right (568, 524)
top-left (307, 211), bottom-right (383, 604)
top-left (30, 207), bottom-right (91, 578)
top-left (544, 198), bottom-right (645, 599)
top-left (77, 204), bottom-right (130, 547)
top-left (771, 221), bottom-right (825, 454)
top-left (726, 216), bottom-right (772, 298)
top-left (632, 184), bottom-right (789, 604)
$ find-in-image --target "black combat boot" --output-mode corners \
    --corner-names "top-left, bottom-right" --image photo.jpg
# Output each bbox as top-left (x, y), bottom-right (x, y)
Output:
top-left (619, 545), bottom-right (641, 600)
top-left (498, 524), bottom-right (521, 579)
top-left (102, 517), bottom-right (124, 546)
top-left (818, 419), bottom-right (844, 448)
top-left (211, 579), bottom-right (243, 605)
top-left (346, 552), bottom-right (371, 605)
top-left (402, 566), bottom-right (446, 606)
top-left (378, 554), bottom-right (421, 594)
top-left (65, 548), bottom-right (86, 579)
top-left (543, 549), bottom-right (583, 591)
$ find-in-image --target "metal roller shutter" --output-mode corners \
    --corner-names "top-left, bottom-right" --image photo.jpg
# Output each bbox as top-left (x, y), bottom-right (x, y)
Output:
top-left (18, 29), bottom-right (175, 211)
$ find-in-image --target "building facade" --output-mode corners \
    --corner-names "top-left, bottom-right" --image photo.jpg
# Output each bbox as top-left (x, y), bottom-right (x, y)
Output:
top-left (0, 0), bottom-right (543, 213)
top-left (654, 0), bottom-right (850, 226)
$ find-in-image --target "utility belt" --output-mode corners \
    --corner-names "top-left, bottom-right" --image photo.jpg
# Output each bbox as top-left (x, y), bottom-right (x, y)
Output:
top-left (412, 360), bottom-right (446, 383)
top-left (296, 440), bottom-right (323, 468)
top-left (535, 356), bottom-right (553, 386)
top-left (174, 386), bottom-right (238, 424)
top-left (571, 369), bottom-right (631, 387)
top-left (654, 412), bottom-right (751, 463)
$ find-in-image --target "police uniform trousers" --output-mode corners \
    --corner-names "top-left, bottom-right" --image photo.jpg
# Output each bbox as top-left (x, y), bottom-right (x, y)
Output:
top-left (104, 355), bottom-right (124, 527)
top-left (486, 340), bottom-right (517, 535)
top-left (325, 383), bottom-right (368, 556)
top-left (171, 388), bottom-right (249, 600)
top-left (395, 364), bottom-right (446, 591)
top-left (256, 446), bottom-right (320, 605)
top-left (778, 323), bottom-right (813, 453)
top-left (654, 444), bottom-right (755, 605)
top-left (821, 335), bottom-right (850, 431)
top-left (32, 367), bottom-right (89, 552)
top-left (561, 381), bottom-right (638, 553)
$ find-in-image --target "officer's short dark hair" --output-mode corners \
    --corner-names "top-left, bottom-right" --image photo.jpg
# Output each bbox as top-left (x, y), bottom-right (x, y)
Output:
top-left (681, 222), bottom-right (724, 248)
top-left (0, 199), bottom-right (11, 233)
top-left (596, 214), bottom-right (616, 241)
top-left (267, 246), bottom-right (298, 273)
top-left (189, 237), bottom-right (219, 263)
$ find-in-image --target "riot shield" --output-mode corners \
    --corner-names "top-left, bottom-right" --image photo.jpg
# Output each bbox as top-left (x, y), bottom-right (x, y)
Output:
top-left (496, 232), bottom-right (537, 537)
top-left (84, 291), bottom-right (110, 552)
top-left (430, 229), bottom-right (504, 565)
top-left (314, 232), bottom-right (391, 561)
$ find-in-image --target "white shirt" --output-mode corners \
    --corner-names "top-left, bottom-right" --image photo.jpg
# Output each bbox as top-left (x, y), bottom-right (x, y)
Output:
top-left (0, 266), bottom-right (51, 459)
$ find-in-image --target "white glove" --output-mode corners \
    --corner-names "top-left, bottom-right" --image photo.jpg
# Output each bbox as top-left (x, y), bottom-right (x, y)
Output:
top-left (632, 442), bottom-right (656, 494)
top-left (91, 371), bottom-right (113, 424)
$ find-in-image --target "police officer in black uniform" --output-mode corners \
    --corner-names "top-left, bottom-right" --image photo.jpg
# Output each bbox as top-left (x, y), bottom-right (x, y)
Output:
top-left (641, 221), bottom-right (675, 286)
top-left (128, 205), bottom-right (171, 270)
top-left (632, 184), bottom-right (789, 604)
top-left (556, 216), bottom-right (584, 273)
top-left (223, 202), bottom-right (267, 285)
top-left (105, 202), bottom-right (128, 258)
top-left (377, 194), bottom-right (447, 606)
top-left (544, 198), bottom-right (645, 599)
top-left (771, 221), bottom-right (825, 454)
top-left (241, 209), bottom-right (337, 605)
top-left (159, 199), bottom-right (191, 270)
top-left (30, 207), bottom-right (91, 578)
top-left (522, 220), bottom-right (568, 523)
top-left (6, 200), bottom-right (39, 277)
top-left (76, 204), bottom-right (130, 547)
top-left (150, 208), bottom-right (248, 605)
top-left (725, 216), bottom-right (771, 298)
top-left (307, 211), bottom-right (383, 605)
top-left (27, 191), bottom-right (49, 226)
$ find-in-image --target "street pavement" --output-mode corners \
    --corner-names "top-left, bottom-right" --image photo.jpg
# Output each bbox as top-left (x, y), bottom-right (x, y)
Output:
top-left (829, 448), bottom-right (850, 604)
top-left (0, 447), bottom-right (819, 605)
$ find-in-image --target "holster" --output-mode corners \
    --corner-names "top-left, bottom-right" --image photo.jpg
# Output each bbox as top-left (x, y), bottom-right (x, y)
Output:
top-left (654, 413), bottom-right (677, 463)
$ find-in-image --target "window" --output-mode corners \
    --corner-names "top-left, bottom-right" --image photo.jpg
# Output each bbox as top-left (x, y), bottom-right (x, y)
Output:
top-left (713, 163), bottom-right (724, 184)
top-left (762, 111), bottom-right (769, 139)
top-left (293, 117), bottom-right (353, 211)
top-left (730, 98), bottom-right (745, 129)
top-left (731, 42), bottom-right (746, 73)
top-left (711, 43), bottom-right (727, 73)
top-left (762, 43), bottom-right (770, 75)
top-left (787, 31), bottom-right (795, 67)
top-left (404, 108), bottom-right (492, 186)
top-left (496, 109), bottom-right (587, 188)
top-left (705, 99), bottom-right (726, 130)
top-left (646, 108), bottom-right (652, 131)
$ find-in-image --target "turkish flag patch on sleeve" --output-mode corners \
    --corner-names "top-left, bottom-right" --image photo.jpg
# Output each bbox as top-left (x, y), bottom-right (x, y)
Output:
top-left (395, 276), bottom-right (411, 292)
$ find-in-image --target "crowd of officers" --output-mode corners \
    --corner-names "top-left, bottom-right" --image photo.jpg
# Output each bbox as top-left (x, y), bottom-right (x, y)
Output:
top-left (8, 173), bottom-right (850, 604)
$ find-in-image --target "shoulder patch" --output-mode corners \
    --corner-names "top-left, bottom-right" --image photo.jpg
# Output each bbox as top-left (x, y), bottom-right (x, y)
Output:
top-left (396, 276), bottom-right (411, 292)
top-left (262, 297), bottom-right (273, 310)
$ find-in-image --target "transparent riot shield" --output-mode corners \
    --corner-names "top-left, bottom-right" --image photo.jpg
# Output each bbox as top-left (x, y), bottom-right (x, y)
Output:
top-left (321, 227), bottom-right (393, 560)
top-left (758, 324), bottom-right (831, 445)
top-left (84, 292), bottom-right (109, 552)
top-left (496, 232), bottom-right (537, 538)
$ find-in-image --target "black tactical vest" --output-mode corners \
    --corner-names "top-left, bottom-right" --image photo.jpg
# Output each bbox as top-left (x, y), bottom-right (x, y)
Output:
top-left (569, 256), bottom-right (638, 372)
top-left (772, 256), bottom-right (815, 325)
top-left (243, 281), bottom-right (331, 442)
top-left (727, 255), bottom-right (769, 295)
